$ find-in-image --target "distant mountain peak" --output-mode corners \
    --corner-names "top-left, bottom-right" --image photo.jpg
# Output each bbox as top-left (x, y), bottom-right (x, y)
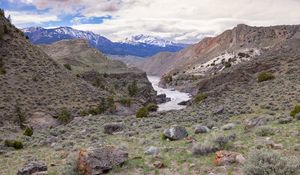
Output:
top-left (124, 34), bottom-right (179, 47)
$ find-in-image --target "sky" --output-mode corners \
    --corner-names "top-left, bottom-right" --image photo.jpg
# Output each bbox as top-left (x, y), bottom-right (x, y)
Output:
top-left (1, 0), bottom-right (300, 44)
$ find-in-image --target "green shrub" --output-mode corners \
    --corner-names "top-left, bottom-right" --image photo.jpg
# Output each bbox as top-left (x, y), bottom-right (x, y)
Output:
top-left (290, 104), bottom-right (300, 118)
top-left (63, 64), bottom-right (72, 71)
top-left (194, 93), bottom-right (208, 103)
top-left (5, 140), bottom-right (24, 149)
top-left (128, 81), bottom-right (138, 96)
top-left (257, 72), bottom-right (275, 82)
top-left (136, 107), bottom-right (149, 118)
top-left (58, 108), bottom-right (71, 124)
top-left (120, 98), bottom-right (132, 107)
top-left (146, 103), bottom-right (158, 112)
top-left (224, 61), bottom-right (232, 68)
top-left (243, 149), bottom-right (299, 175)
top-left (163, 75), bottom-right (173, 84)
top-left (23, 127), bottom-right (33, 137)
top-left (255, 126), bottom-right (275, 136)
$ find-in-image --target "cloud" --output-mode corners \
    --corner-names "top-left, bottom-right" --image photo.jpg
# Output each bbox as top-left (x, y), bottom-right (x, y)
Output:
top-left (7, 0), bottom-right (300, 43)
top-left (6, 10), bottom-right (60, 27)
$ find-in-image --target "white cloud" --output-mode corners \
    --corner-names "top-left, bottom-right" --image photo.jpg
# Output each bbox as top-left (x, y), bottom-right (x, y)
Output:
top-left (9, 0), bottom-right (300, 43)
top-left (6, 11), bottom-right (60, 27)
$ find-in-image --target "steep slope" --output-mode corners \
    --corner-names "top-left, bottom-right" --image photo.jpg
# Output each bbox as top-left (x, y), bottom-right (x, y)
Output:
top-left (39, 39), bottom-right (157, 115)
top-left (39, 39), bottom-right (135, 74)
top-left (144, 24), bottom-right (300, 76)
top-left (23, 27), bottom-right (187, 57)
top-left (0, 12), bottom-right (110, 125)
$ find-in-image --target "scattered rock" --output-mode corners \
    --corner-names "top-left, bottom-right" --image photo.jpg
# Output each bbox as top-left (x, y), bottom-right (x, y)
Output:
top-left (221, 123), bottom-right (235, 130)
top-left (294, 144), bottom-right (300, 151)
top-left (194, 125), bottom-right (210, 134)
top-left (178, 100), bottom-right (189, 106)
top-left (144, 146), bottom-right (159, 155)
top-left (278, 117), bottom-right (293, 124)
top-left (163, 125), bottom-right (188, 140)
top-left (103, 123), bottom-right (124, 134)
top-left (153, 161), bottom-right (165, 169)
top-left (214, 150), bottom-right (245, 166)
top-left (213, 106), bottom-right (224, 114)
top-left (76, 146), bottom-right (128, 175)
top-left (17, 158), bottom-right (48, 175)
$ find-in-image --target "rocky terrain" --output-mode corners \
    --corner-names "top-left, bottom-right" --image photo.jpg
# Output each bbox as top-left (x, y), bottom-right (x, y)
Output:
top-left (1, 9), bottom-right (300, 175)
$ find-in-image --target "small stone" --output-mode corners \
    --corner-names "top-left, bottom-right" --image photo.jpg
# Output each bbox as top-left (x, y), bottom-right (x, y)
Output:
top-left (153, 161), bottom-right (165, 169)
top-left (221, 123), bottom-right (235, 130)
top-left (144, 146), bottom-right (159, 155)
top-left (213, 106), bottom-right (224, 114)
top-left (294, 144), bottom-right (300, 151)
top-left (214, 150), bottom-right (245, 166)
top-left (273, 143), bottom-right (284, 150)
top-left (194, 125), bottom-right (210, 134)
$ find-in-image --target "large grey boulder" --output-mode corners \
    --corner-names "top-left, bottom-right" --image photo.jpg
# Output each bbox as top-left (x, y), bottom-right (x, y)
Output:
top-left (163, 125), bottom-right (188, 140)
top-left (17, 158), bottom-right (48, 175)
top-left (77, 146), bottom-right (128, 174)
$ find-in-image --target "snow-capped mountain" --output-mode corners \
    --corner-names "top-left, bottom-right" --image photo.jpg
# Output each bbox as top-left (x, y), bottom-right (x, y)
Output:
top-left (124, 34), bottom-right (186, 47)
top-left (23, 27), bottom-right (187, 57)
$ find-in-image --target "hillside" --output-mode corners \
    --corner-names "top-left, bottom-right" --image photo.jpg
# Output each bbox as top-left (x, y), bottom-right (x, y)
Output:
top-left (39, 39), bottom-right (157, 115)
top-left (23, 27), bottom-right (187, 57)
top-left (142, 24), bottom-right (300, 76)
top-left (0, 11), bottom-right (110, 126)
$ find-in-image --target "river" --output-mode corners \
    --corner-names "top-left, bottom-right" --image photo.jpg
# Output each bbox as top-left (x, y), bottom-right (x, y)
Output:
top-left (147, 76), bottom-right (191, 111)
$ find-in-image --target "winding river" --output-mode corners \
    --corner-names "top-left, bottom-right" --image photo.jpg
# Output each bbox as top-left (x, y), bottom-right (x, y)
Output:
top-left (147, 76), bottom-right (191, 111)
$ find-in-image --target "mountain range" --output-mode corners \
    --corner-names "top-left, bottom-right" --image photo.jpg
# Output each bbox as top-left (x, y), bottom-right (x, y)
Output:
top-left (23, 27), bottom-right (187, 57)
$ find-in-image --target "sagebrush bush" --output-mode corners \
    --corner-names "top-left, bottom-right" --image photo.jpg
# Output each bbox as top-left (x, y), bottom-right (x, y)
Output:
top-left (23, 127), bottom-right (33, 137)
top-left (290, 104), bottom-right (300, 118)
top-left (194, 93), bottom-right (208, 103)
top-left (58, 108), bottom-right (71, 124)
top-left (243, 149), bottom-right (299, 175)
top-left (255, 126), bottom-right (275, 136)
top-left (0, 25), bottom-right (4, 40)
top-left (146, 103), bottom-right (158, 112)
top-left (0, 57), bottom-right (6, 75)
top-left (63, 64), bottom-right (72, 70)
top-left (163, 75), bottom-right (173, 83)
top-left (136, 107), bottom-right (149, 118)
top-left (128, 81), bottom-right (138, 96)
top-left (213, 133), bottom-right (236, 149)
top-left (257, 72), bottom-right (275, 82)
top-left (5, 140), bottom-right (24, 149)
top-left (120, 98), bottom-right (132, 107)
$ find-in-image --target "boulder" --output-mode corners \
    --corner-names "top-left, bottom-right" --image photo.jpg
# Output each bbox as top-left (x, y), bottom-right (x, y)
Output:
top-left (194, 125), bottom-right (210, 134)
top-left (17, 158), bottom-right (48, 175)
top-left (77, 146), bottom-right (128, 175)
top-left (214, 150), bottom-right (245, 166)
top-left (163, 125), bottom-right (188, 140)
top-left (103, 123), bottom-right (124, 134)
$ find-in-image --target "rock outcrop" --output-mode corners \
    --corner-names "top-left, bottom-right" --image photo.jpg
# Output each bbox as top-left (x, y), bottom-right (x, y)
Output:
top-left (77, 146), bottom-right (128, 175)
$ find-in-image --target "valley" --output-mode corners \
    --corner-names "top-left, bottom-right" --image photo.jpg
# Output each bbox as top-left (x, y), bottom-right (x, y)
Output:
top-left (0, 3), bottom-right (300, 175)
